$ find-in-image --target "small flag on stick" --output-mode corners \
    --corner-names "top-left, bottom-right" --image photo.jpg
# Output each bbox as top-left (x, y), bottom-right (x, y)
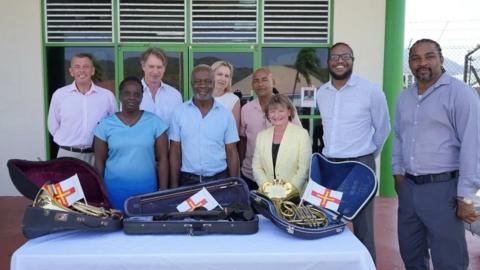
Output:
top-left (302, 179), bottom-right (343, 212)
top-left (176, 187), bottom-right (220, 212)
top-left (51, 174), bottom-right (86, 207)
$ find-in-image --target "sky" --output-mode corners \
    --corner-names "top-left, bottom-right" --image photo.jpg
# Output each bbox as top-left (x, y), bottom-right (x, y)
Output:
top-left (405, 0), bottom-right (480, 48)
top-left (404, 0), bottom-right (480, 73)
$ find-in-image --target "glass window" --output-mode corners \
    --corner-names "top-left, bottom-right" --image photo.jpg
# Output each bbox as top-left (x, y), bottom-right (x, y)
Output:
top-left (46, 47), bottom-right (115, 94)
top-left (123, 51), bottom-right (184, 93)
top-left (300, 117), bottom-right (324, 153)
top-left (45, 46), bottom-right (115, 157)
top-left (193, 51), bottom-right (254, 103)
top-left (262, 47), bottom-right (329, 115)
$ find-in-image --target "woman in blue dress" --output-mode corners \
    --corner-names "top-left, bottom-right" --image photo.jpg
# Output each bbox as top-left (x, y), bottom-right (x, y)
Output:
top-left (93, 76), bottom-right (169, 211)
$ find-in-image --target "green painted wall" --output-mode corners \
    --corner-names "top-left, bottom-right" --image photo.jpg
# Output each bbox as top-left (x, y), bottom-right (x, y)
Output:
top-left (380, 0), bottom-right (405, 197)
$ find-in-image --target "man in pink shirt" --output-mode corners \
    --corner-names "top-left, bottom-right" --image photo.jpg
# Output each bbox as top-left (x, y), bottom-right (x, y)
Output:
top-left (47, 53), bottom-right (117, 165)
top-left (239, 68), bottom-right (301, 190)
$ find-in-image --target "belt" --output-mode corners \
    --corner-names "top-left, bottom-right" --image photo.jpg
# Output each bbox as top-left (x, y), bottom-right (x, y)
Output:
top-left (405, 170), bottom-right (459, 185)
top-left (180, 170), bottom-right (228, 186)
top-left (328, 153), bottom-right (373, 162)
top-left (60, 146), bottom-right (93, 153)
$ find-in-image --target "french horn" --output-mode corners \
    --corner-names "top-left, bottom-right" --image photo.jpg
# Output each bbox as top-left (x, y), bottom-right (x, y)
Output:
top-left (259, 179), bottom-right (328, 228)
top-left (33, 185), bottom-right (121, 218)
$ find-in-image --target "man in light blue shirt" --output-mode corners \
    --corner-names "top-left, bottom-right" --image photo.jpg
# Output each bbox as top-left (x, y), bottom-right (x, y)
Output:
top-left (316, 42), bottom-right (391, 263)
top-left (169, 65), bottom-right (239, 187)
top-left (392, 39), bottom-right (480, 270)
top-left (139, 48), bottom-right (183, 125)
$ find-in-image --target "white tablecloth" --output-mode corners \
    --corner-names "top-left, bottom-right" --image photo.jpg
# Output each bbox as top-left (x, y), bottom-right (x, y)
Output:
top-left (11, 217), bottom-right (375, 270)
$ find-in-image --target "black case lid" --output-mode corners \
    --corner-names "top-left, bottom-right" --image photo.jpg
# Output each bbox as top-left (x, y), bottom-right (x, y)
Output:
top-left (124, 177), bottom-right (251, 217)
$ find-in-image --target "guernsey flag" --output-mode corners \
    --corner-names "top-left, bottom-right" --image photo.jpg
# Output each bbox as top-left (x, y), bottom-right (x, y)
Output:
top-left (302, 179), bottom-right (343, 212)
top-left (52, 174), bottom-right (86, 207)
top-left (176, 187), bottom-right (220, 212)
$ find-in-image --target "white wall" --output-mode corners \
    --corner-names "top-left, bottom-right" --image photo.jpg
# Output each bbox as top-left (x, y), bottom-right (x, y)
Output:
top-left (0, 0), bottom-right (45, 196)
top-left (332, 0), bottom-right (386, 181)
top-left (333, 0), bottom-right (386, 86)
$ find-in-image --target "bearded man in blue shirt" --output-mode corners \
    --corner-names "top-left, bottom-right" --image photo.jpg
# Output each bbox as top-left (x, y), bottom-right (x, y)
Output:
top-left (392, 39), bottom-right (480, 270)
top-left (169, 65), bottom-right (239, 188)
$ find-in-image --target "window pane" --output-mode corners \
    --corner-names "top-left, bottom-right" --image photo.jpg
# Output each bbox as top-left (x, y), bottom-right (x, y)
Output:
top-left (45, 46), bottom-right (115, 157)
top-left (46, 47), bottom-right (115, 93)
top-left (300, 117), bottom-right (324, 153)
top-left (262, 47), bottom-right (329, 115)
top-left (123, 51), bottom-right (183, 93)
top-left (194, 51), bottom-right (254, 103)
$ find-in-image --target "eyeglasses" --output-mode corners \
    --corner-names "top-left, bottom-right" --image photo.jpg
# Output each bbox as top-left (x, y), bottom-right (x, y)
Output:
top-left (329, 53), bottom-right (354, 61)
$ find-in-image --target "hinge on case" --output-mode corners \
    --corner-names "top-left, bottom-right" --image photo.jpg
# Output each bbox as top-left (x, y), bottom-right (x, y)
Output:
top-left (287, 225), bottom-right (295, 234)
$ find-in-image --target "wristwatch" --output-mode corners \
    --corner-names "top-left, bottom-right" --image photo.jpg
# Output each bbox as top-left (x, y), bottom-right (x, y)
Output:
top-left (457, 196), bottom-right (473, 204)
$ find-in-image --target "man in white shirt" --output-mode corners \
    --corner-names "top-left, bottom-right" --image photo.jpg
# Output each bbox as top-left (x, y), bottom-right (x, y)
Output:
top-left (48, 53), bottom-right (117, 165)
top-left (139, 48), bottom-right (183, 125)
top-left (316, 42), bottom-right (390, 263)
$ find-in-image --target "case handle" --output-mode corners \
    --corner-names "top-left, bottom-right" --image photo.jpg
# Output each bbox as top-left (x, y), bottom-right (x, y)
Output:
top-left (188, 223), bottom-right (212, 236)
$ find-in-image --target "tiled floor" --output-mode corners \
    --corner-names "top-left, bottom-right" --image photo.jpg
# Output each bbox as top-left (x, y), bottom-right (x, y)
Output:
top-left (1, 196), bottom-right (479, 270)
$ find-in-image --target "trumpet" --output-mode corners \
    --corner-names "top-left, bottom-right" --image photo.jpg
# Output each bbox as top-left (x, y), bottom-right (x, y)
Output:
top-left (33, 185), bottom-right (121, 219)
top-left (258, 179), bottom-right (328, 228)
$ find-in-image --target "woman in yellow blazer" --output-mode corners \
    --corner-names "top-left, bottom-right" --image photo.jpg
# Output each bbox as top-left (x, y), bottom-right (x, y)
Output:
top-left (252, 94), bottom-right (312, 191)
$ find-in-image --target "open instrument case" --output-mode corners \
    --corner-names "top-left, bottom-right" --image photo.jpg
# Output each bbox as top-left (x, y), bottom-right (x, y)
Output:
top-left (7, 157), bottom-right (122, 239)
top-left (250, 153), bottom-right (377, 239)
top-left (123, 177), bottom-right (259, 235)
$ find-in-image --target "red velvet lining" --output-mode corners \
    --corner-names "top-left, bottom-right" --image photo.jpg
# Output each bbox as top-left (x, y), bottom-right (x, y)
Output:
top-left (10, 158), bottom-right (111, 208)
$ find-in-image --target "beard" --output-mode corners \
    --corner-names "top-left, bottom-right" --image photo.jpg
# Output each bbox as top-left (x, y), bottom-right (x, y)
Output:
top-left (329, 67), bottom-right (353, 80)
top-left (413, 67), bottom-right (433, 82)
top-left (194, 91), bottom-right (213, 101)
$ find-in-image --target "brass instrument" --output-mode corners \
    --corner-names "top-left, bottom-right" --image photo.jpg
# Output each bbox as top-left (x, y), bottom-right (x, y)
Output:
top-left (33, 185), bottom-right (121, 218)
top-left (259, 179), bottom-right (328, 228)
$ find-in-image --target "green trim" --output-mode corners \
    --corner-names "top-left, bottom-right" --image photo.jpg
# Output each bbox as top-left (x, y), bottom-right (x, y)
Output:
top-left (186, 0), bottom-right (191, 46)
top-left (380, 0), bottom-right (405, 197)
top-left (184, 0), bottom-right (191, 100)
top-left (192, 46), bottom-right (254, 53)
top-left (111, 0), bottom-right (118, 45)
top-left (112, 0), bottom-right (120, 100)
top-left (258, 0), bottom-right (264, 45)
top-left (259, 44), bottom-right (330, 48)
top-left (329, 0), bottom-right (334, 43)
top-left (45, 43), bottom-right (114, 47)
top-left (41, 0), bottom-right (50, 160)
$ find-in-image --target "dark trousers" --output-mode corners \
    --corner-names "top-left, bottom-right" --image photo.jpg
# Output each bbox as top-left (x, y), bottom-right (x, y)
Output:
top-left (240, 172), bottom-right (258, 191)
top-left (397, 177), bottom-right (468, 270)
top-left (329, 153), bottom-right (377, 264)
top-left (179, 170), bottom-right (229, 186)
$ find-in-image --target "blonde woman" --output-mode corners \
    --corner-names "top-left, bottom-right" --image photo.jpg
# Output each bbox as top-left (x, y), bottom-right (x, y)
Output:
top-left (252, 94), bottom-right (311, 191)
top-left (211, 60), bottom-right (241, 131)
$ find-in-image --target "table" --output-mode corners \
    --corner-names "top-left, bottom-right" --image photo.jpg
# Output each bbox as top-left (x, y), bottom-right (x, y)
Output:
top-left (11, 217), bottom-right (375, 270)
